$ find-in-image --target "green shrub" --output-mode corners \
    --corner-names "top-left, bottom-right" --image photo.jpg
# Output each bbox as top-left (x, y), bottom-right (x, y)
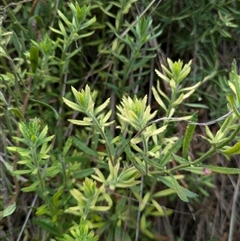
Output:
top-left (2, 1), bottom-right (240, 241)
top-left (7, 57), bottom-right (240, 240)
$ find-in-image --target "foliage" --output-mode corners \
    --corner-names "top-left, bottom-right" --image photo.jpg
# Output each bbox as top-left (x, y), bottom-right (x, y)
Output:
top-left (6, 58), bottom-right (240, 241)
top-left (1, 1), bottom-right (240, 241)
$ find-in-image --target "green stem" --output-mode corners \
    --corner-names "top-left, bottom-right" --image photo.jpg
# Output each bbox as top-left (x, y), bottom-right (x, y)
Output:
top-left (31, 145), bottom-right (56, 214)
top-left (154, 123), bottom-right (240, 175)
top-left (2, 0), bottom-right (28, 33)
top-left (31, 147), bottom-right (45, 194)
top-left (89, 113), bottom-right (114, 165)
top-left (135, 133), bottom-right (148, 241)
top-left (142, 135), bottom-right (148, 173)
top-left (159, 86), bottom-right (178, 142)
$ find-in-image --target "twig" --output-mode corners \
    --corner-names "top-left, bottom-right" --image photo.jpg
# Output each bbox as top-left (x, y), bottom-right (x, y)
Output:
top-left (0, 0), bottom-right (32, 19)
top-left (99, 0), bottom-right (159, 55)
top-left (115, 106), bottom-right (239, 164)
top-left (1, 0), bottom-right (32, 10)
top-left (228, 159), bottom-right (240, 241)
top-left (150, 108), bottom-right (235, 126)
top-left (16, 194), bottom-right (38, 241)
top-left (135, 175), bottom-right (144, 241)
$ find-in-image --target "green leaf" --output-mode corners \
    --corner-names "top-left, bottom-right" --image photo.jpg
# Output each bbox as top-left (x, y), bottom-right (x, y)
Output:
top-left (151, 199), bottom-right (165, 216)
top-left (36, 204), bottom-right (48, 216)
top-left (182, 112), bottom-right (198, 158)
top-left (30, 46), bottom-right (39, 73)
top-left (152, 86), bottom-right (167, 111)
top-left (58, 20), bottom-right (67, 38)
top-left (100, 110), bottom-right (113, 125)
top-left (139, 192), bottom-right (151, 211)
top-left (68, 118), bottom-right (93, 126)
top-left (0, 91), bottom-right (8, 106)
top-left (37, 125), bottom-right (48, 141)
top-left (3, 203), bottom-right (16, 217)
top-left (74, 168), bottom-right (95, 179)
top-left (66, 48), bottom-right (82, 59)
top-left (205, 125), bottom-right (214, 140)
top-left (182, 167), bottom-right (207, 175)
top-left (92, 168), bottom-right (106, 183)
top-left (63, 137), bottom-right (72, 157)
top-left (73, 137), bottom-right (98, 158)
top-left (158, 175), bottom-right (197, 202)
top-left (31, 99), bottom-right (59, 119)
top-left (21, 181), bottom-right (39, 192)
top-left (169, 175), bottom-right (189, 202)
top-left (45, 164), bottom-right (60, 177)
top-left (231, 59), bottom-right (240, 104)
top-left (227, 94), bottom-right (240, 118)
top-left (33, 218), bottom-right (61, 236)
top-left (52, 187), bottom-right (63, 208)
top-left (222, 142), bottom-right (240, 155)
top-left (8, 107), bottom-right (24, 119)
top-left (172, 93), bottom-right (184, 106)
top-left (218, 115), bottom-right (234, 135)
top-left (12, 169), bottom-right (32, 175)
top-left (152, 189), bottom-right (176, 198)
top-left (159, 137), bottom-right (183, 166)
top-left (144, 157), bottom-right (162, 171)
top-left (49, 27), bottom-right (63, 35)
top-left (58, 9), bottom-right (72, 27)
top-left (76, 31), bottom-right (96, 39)
top-left (62, 97), bottom-right (84, 112)
top-left (95, 98), bottom-right (110, 115)
top-left (171, 152), bottom-right (189, 164)
top-left (118, 166), bottom-right (139, 181)
top-left (202, 165), bottom-right (240, 174)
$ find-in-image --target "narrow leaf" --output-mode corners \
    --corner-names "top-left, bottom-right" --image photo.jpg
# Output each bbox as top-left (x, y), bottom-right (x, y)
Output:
top-left (3, 203), bottom-right (16, 217)
top-left (182, 112), bottom-right (198, 158)
top-left (152, 86), bottom-right (167, 111)
top-left (62, 97), bottom-right (84, 112)
top-left (155, 69), bottom-right (170, 82)
top-left (95, 98), bottom-right (110, 115)
top-left (159, 137), bottom-right (183, 166)
top-left (169, 175), bottom-right (189, 202)
top-left (30, 46), bottom-right (39, 73)
top-left (171, 152), bottom-right (189, 164)
top-left (202, 165), bottom-right (240, 174)
top-left (21, 181), bottom-right (39, 192)
top-left (151, 199), bottom-right (164, 215)
top-left (158, 176), bottom-right (197, 202)
top-left (12, 169), bottom-right (32, 175)
top-left (140, 192), bottom-right (151, 211)
top-left (31, 99), bottom-right (59, 119)
top-left (8, 107), bottom-right (24, 119)
top-left (73, 137), bottom-right (98, 158)
top-left (63, 137), bottom-right (72, 157)
top-left (172, 93), bottom-right (184, 106)
top-left (222, 142), bottom-right (240, 155)
top-left (205, 125), bottom-right (214, 140)
top-left (152, 189), bottom-right (176, 198)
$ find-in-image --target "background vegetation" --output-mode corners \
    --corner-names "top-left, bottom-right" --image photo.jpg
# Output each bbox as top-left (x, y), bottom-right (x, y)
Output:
top-left (1, 0), bottom-right (240, 240)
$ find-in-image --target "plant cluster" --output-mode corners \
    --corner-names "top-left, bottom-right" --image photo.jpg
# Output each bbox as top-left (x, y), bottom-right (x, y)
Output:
top-left (1, 1), bottom-right (240, 241)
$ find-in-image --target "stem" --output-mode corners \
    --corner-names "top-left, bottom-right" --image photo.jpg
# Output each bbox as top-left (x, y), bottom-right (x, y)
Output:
top-left (159, 86), bottom-right (178, 142)
top-left (2, 0), bottom-right (28, 33)
top-left (31, 145), bottom-right (55, 211)
top-left (89, 113), bottom-right (114, 165)
top-left (228, 163), bottom-right (240, 241)
top-left (154, 124), bottom-right (240, 175)
top-left (31, 147), bottom-right (45, 194)
top-left (135, 175), bottom-right (144, 241)
top-left (135, 134), bottom-right (148, 241)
